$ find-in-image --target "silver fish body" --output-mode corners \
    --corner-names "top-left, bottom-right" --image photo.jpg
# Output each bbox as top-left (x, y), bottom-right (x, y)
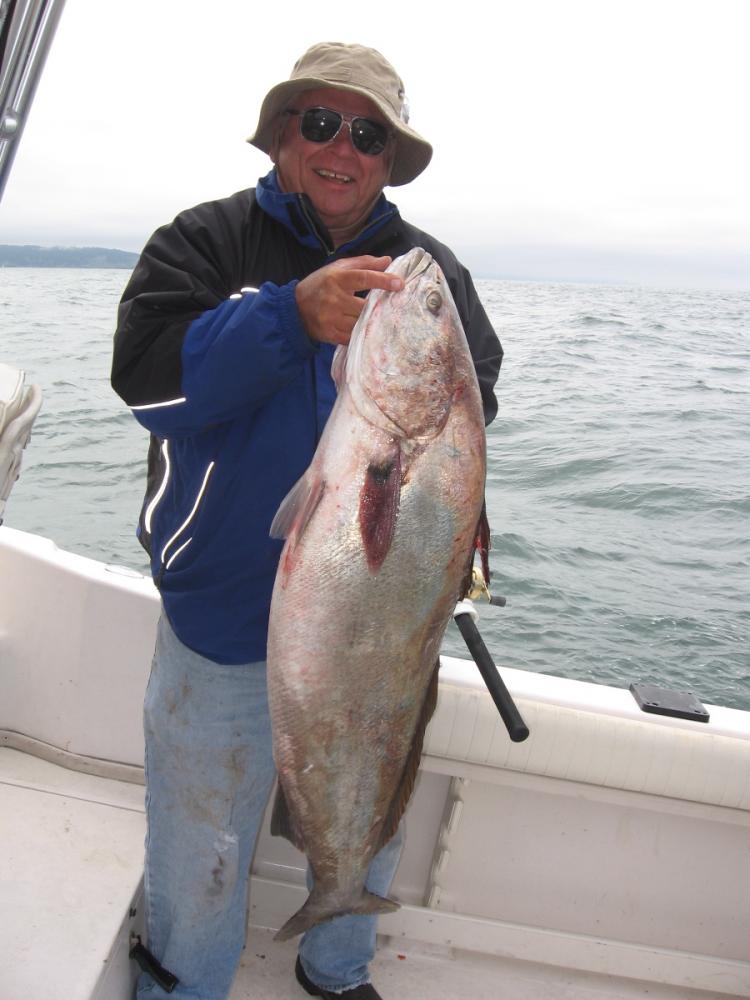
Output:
top-left (267, 247), bottom-right (486, 941)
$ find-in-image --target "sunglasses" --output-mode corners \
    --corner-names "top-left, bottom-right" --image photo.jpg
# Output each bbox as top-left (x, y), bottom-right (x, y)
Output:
top-left (286, 106), bottom-right (390, 156)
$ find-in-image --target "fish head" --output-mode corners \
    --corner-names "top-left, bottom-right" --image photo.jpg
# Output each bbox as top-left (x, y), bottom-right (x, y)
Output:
top-left (347, 248), bottom-right (465, 439)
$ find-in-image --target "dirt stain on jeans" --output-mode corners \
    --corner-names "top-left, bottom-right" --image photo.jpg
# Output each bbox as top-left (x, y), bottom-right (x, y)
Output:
top-left (206, 830), bottom-right (239, 903)
top-left (223, 746), bottom-right (247, 787)
top-left (166, 681), bottom-right (192, 716)
top-left (210, 854), bottom-right (225, 894)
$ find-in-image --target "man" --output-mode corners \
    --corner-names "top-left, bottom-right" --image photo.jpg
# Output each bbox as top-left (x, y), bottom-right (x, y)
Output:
top-left (113, 42), bottom-right (502, 1000)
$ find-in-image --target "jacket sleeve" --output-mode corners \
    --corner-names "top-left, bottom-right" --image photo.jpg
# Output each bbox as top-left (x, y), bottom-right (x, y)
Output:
top-left (111, 199), bottom-right (316, 439)
top-left (450, 261), bottom-right (503, 426)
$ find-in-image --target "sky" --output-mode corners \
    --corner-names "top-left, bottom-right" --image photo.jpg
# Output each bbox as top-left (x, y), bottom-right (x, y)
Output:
top-left (1, 0), bottom-right (749, 289)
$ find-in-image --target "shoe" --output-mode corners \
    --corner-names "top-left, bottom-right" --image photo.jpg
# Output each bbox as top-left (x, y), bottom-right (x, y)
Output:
top-left (295, 956), bottom-right (383, 999)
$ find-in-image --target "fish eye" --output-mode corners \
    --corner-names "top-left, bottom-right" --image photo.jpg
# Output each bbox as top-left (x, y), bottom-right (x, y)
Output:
top-left (426, 290), bottom-right (442, 315)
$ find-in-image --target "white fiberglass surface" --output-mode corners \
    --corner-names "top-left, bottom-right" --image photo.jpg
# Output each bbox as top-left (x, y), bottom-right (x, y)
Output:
top-left (230, 927), bottom-right (741, 1000)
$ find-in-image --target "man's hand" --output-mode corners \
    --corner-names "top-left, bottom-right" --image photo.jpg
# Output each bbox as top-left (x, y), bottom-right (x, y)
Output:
top-left (295, 256), bottom-right (404, 346)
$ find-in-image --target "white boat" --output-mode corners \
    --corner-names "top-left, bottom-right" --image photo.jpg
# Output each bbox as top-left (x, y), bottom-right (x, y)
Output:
top-left (3, 377), bottom-right (750, 1000)
top-left (2, 5), bottom-right (749, 998)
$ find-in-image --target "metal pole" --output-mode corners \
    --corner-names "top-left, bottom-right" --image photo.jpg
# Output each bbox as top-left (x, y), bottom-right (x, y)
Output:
top-left (0, 0), bottom-right (67, 201)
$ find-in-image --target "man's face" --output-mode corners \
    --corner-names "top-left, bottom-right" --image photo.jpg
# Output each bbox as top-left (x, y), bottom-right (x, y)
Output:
top-left (271, 87), bottom-right (394, 245)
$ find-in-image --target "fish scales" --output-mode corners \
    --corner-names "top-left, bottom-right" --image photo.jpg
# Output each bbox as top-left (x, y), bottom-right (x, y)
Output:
top-left (266, 247), bottom-right (486, 941)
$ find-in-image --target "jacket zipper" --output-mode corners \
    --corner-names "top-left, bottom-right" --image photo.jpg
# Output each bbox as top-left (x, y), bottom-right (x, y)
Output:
top-left (296, 196), bottom-right (334, 255)
top-left (295, 196), bottom-right (396, 257)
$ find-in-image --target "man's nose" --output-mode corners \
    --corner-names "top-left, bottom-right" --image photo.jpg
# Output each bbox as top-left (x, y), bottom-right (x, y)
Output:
top-left (330, 121), bottom-right (357, 153)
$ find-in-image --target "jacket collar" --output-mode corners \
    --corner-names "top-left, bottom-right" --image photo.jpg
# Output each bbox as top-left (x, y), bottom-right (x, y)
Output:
top-left (256, 170), bottom-right (398, 256)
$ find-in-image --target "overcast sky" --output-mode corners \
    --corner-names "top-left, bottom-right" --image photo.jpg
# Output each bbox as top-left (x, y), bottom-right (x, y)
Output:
top-left (2, 0), bottom-right (749, 288)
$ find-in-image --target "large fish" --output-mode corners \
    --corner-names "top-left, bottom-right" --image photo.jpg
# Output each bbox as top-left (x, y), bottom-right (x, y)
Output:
top-left (266, 246), bottom-right (487, 941)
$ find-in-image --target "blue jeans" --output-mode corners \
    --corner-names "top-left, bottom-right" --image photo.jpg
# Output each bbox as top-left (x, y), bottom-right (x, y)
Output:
top-left (137, 615), bottom-right (403, 998)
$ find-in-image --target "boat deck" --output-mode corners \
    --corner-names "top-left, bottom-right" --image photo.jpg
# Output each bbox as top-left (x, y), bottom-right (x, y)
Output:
top-left (230, 928), bottom-right (740, 1000)
top-left (2, 528), bottom-right (749, 999)
top-left (2, 745), bottom-right (744, 1000)
top-left (0, 746), bottom-right (145, 999)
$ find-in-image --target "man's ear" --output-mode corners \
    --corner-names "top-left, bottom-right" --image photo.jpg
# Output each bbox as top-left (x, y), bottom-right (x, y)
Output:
top-left (383, 140), bottom-right (397, 186)
top-left (269, 116), bottom-right (286, 164)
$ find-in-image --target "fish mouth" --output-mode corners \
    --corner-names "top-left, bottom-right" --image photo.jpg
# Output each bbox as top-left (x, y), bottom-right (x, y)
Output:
top-left (387, 246), bottom-right (435, 284)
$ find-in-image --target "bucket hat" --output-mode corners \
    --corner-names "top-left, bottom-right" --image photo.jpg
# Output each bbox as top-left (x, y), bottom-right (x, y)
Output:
top-left (247, 42), bottom-right (432, 186)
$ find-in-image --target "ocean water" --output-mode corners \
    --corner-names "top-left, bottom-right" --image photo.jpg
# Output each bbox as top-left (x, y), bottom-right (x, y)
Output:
top-left (2, 268), bottom-right (749, 710)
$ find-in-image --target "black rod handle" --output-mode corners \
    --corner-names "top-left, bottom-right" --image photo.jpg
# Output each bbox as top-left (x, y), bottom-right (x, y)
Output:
top-left (454, 612), bottom-right (530, 743)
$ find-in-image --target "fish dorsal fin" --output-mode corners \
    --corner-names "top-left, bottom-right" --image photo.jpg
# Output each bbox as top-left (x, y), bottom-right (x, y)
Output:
top-left (477, 501), bottom-right (491, 584)
top-left (460, 501), bottom-right (491, 599)
top-left (270, 473), bottom-right (325, 541)
top-left (377, 659), bottom-right (440, 849)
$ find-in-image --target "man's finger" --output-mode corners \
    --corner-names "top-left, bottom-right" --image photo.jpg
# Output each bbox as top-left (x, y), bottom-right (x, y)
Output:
top-left (337, 268), bottom-right (404, 293)
top-left (331, 256), bottom-right (404, 293)
top-left (335, 255), bottom-right (393, 272)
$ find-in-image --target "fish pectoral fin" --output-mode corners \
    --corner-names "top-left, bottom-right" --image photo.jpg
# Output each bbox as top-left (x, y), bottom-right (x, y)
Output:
top-left (377, 659), bottom-right (440, 849)
top-left (358, 448), bottom-right (402, 572)
top-left (270, 473), bottom-right (326, 542)
top-left (270, 782), bottom-right (306, 853)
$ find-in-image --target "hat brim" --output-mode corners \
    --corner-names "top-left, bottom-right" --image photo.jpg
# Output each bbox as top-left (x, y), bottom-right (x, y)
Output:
top-left (246, 78), bottom-right (432, 187)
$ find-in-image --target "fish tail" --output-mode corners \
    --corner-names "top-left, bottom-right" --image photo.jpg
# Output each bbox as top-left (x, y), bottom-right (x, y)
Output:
top-left (274, 890), bottom-right (399, 942)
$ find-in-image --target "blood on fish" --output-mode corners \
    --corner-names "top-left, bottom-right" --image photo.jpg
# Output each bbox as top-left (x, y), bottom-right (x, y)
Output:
top-left (358, 453), bottom-right (401, 571)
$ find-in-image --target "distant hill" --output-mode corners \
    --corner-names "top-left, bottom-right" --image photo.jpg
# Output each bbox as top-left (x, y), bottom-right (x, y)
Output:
top-left (0, 244), bottom-right (139, 268)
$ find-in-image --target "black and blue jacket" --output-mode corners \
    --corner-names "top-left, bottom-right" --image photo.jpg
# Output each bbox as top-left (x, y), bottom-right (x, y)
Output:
top-left (112, 171), bottom-right (503, 664)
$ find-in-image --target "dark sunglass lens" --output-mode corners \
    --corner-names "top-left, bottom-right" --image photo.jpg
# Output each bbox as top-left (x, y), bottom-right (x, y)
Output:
top-left (351, 118), bottom-right (388, 155)
top-left (300, 107), bottom-right (342, 143)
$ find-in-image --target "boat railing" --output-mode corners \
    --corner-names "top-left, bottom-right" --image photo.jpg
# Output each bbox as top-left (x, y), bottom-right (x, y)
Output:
top-left (0, 0), bottom-right (67, 201)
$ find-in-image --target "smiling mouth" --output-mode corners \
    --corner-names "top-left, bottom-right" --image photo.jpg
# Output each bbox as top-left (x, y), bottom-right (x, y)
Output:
top-left (315, 168), bottom-right (354, 184)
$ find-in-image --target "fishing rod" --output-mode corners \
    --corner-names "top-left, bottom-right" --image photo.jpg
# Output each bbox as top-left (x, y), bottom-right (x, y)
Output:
top-left (453, 568), bottom-right (529, 743)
